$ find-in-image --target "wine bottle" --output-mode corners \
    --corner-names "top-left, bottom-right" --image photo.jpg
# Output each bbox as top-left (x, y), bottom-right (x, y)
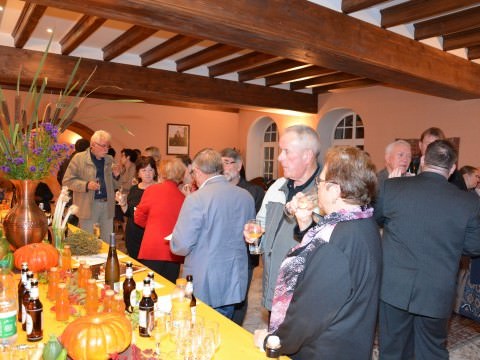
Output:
top-left (185, 274), bottom-right (196, 323)
top-left (105, 233), bottom-right (120, 292)
top-left (123, 262), bottom-right (136, 313)
top-left (26, 279), bottom-right (43, 342)
top-left (138, 279), bottom-right (154, 337)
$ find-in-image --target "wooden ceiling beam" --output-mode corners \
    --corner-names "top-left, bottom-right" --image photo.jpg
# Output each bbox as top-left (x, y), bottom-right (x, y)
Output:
top-left (140, 34), bottom-right (202, 67)
top-left (27, 0), bottom-right (480, 99)
top-left (342, 0), bottom-right (387, 14)
top-left (208, 52), bottom-right (276, 78)
top-left (238, 59), bottom-right (308, 82)
top-left (60, 15), bottom-right (106, 55)
top-left (0, 45), bottom-right (317, 113)
top-left (414, 6), bottom-right (480, 40)
top-left (467, 45), bottom-right (480, 60)
top-left (443, 28), bottom-right (480, 51)
top-left (381, 0), bottom-right (478, 28)
top-left (313, 79), bottom-right (379, 94)
top-left (103, 25), bottom-right (157, 61)
top-left (266, 66), bottom-right (336, 86)
top-left (176, 43), bottom-right (241, 72)
top-left (12, 3), bottom-right (47, 48)
top-left (291, 73), bottom-right (362, 90)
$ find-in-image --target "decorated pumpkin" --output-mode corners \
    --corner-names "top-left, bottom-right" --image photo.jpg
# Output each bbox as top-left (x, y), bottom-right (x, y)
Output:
top-left (60, 313), bottom-right (132, 360)
top-left (13, 242), bottom-right (59, 272)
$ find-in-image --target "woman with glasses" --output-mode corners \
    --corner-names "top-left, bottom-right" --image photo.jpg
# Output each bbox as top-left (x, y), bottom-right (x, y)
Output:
top-left (255, 146), bottom-right (382, 359)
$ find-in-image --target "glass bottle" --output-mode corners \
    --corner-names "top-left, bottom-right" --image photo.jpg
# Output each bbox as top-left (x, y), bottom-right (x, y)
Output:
top-left (26, 279), bottom-right (43, 342)
top-left (0, 262), bottom-right (17, 345)
top-left (22, 271), bottom-right (34, 331)
top-left (139, 279), bottom-right (154, 337)
top-left (77, 260), bottom-right (86, 289)
top-left (55, 283), bottom-right (70, 322)
top-left (266, 335), bottom-right (281, 359)
top-left (112, 294), bottom-right (125, 314)
top-left (148, 272), bottom-right (158, 303)
top-left (123, 262), bottom-right (136, 313)
top-left (61, 245), bottom-right (72, 272)
top-left (85, 278), bottom-right (99, 315)
top-left (47, 267), bottom-right (59, 301)
top-left (17, 262), bottom-right (28, 323)
top-left (105, 233), bottom-right (120, 292)
top-left (103, 289), bottom-right (115, 313)
top-left (185, 274), bottom-right (197, 323)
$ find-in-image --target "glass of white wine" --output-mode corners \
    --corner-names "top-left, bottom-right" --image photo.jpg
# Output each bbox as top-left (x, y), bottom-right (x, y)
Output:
top-left (245, 219), bottom-right (263, 255)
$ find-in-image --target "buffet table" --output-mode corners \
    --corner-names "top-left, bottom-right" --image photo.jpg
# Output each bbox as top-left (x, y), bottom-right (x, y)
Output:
top-left (11, 230), bottom-right (288, 359)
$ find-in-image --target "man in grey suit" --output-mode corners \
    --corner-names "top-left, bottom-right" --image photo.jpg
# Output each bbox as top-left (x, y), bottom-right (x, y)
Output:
top-left (171, 148), bottom-right (256, 319)
top-left (375, 140), bottom-right (480, 359)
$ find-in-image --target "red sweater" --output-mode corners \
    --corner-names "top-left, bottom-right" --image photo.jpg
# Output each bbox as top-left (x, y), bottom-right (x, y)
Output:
top-left (134, 180), bottom-right (184, 262)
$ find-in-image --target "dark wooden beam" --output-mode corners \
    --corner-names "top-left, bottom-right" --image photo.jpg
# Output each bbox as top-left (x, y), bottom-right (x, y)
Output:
top-left (12, 3), bottom-right (47, 48)
top-left (0, 45), bottom-right (317, 113)
top-left (239, 59), bottom-right (308, 82)
top-left (313, 79), bottom-right (379, 94)
top-left (266, 66), bottom-right (337, 86)
top-left (103, 25), bottom-right (157, 61)
top-left (291, 73), bottom-right (362, 90)
top-left (414, 6), bottom-right (480, 40)
top-left (342, 0), bottom-right (387, 14)
top-left (208, 52), bottom-right (276, 77)
top-left (60, 15), bottom-right (106, 55)
top-left (26, 0), bottom-right (480, 100)
top-left (443, 28), bottom-right (480, 51)
top-left (177, 44), bottom-right (241, 72)
top-left (467, 45), bottom-right (480, 60)
top-left (140, 34), bottom-right (202, 67)
top-left (381, 0), bottom-right (478, 28)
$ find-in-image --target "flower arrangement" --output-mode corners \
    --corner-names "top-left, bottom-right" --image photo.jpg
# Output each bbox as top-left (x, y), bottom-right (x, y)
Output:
top-left (0, 37), bottom-right (96, 180)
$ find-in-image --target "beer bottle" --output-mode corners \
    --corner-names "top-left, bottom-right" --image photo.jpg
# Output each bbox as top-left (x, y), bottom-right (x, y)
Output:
top-left (26, 279), bottom-right (43, 342)
top-left (17, 262), bottom-right (28, 323)
top-left (185, 274), bottom-right (196, 323)
top-left (105, 233), bottom-right (120, 292)
top-left (138, 279), bottom-right (154, 337)
top-left (266, 335), bottom-right (281, 359)
top-left (148, 272), bottom-right (158, 303)
top-left (22, 271), bottom-right (34, 331)
top-left (123, 261), bottom-right (136, 313)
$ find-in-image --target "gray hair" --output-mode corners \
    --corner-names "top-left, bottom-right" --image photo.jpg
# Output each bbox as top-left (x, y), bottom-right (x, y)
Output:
top-left (91, 130), bottom-right (111, 144)
top-left (284, 125), bottom-right (321, 156)
top-left (385, 139), bottom-right (411, 156)
top-left (220, 148), bottom-right (242, 163)
top-left (192, 148), bottom-right (223, 175)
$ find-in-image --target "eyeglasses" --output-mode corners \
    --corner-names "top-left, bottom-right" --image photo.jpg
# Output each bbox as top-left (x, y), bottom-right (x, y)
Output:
top-left (315, 176), bottom-right (336, 186)
top-left (222, 160), bottom-right (236, 165)
top-left (93, 141), bottom-right (109, 149)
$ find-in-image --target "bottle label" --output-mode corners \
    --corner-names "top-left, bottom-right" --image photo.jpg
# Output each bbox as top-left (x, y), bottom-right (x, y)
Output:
top-left (130, 291), bottom-right (137, 307)
top-left (21, 304), bottom-right (26, 324)
top-left (0, 311), bottom-right (17, 338)
top-left (185, 283), bottom-right (193, 295)
top-left (139, 310), bottom-right (147, 328)
top-left (26, 308), bottom-right (42, 335)
top-left (126, 267), bottom-right (133, 278)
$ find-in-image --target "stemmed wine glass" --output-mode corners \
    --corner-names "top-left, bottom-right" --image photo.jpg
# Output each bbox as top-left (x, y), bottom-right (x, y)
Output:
top-left (244, 219), bottom-right (264, 255)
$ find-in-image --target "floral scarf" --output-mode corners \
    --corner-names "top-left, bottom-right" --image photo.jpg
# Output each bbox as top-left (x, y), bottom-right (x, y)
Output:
top-left (269, 207), bottom-right (374, 332)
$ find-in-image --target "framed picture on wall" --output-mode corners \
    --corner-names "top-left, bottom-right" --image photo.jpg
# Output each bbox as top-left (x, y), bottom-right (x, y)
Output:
top-left (167, 124), bottom-right (190, 155)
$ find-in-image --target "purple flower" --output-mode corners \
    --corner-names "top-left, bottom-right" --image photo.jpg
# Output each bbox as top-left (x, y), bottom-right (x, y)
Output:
top-left (32, 147), bottom-right (43, 155)
top-left (13, 157), bottom-right (24, 165)
top-left (0, 165), bottom-right (10, 173)
top-left (29, 166), bottom-right (36, 172)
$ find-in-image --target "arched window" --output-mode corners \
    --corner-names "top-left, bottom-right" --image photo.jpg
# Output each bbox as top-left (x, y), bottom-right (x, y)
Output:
top-left (332, 113), bottom-right (364, 149)
top-left (262, 122), bottom-right (278, 180)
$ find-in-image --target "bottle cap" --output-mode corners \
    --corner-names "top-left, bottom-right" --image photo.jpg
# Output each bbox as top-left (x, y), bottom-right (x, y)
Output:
top-left (186, 274), bottom-right (193, 282)
top-left (267, 335), bottom-right (281, 349)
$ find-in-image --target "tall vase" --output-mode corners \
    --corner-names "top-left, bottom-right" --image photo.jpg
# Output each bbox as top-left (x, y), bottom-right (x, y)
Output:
top-left (3, 179), bottom-right (48, 249)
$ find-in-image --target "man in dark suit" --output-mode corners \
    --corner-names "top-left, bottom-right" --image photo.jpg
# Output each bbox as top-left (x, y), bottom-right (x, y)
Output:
top-left (375, 140), bottom-right (480, 360)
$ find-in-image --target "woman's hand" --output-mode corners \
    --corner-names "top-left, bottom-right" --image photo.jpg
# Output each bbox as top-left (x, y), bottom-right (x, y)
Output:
top-left (253, 328), bottom-right (268, 350)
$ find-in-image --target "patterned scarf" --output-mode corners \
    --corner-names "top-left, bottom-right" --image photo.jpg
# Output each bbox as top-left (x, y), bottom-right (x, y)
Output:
top-left (269, 207), bottom-right (374, 332)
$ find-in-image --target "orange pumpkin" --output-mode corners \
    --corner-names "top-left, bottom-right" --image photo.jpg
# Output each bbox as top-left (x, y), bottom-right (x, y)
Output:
top-left (60, 313), bottom-right (132, 360)
top-left (14, 242), bottom-right (59, 272)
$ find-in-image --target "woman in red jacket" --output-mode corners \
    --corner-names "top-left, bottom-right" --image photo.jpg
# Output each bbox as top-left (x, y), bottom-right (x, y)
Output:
top-left (134, 158), bottom-right (186, 282)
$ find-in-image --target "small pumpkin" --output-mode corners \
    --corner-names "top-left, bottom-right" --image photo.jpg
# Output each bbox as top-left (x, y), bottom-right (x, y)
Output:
top-left (43, 334), bottom-right (63, 360)
top-left (60, 312), bottom-right (132, 360)
top-left (13, 242), bottom-right (59, 272)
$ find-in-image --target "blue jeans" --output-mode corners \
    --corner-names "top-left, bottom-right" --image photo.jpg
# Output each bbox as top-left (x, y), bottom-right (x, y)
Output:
top-left (214, 304), bottom-right (235, 319)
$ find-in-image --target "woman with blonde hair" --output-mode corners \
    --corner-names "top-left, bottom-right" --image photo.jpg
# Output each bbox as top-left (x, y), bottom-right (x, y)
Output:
top-left (134, 158), bottom-right (186, 282)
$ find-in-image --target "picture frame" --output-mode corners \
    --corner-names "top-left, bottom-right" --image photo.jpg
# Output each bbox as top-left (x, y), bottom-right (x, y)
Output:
top-left (167, 124), bottom-right (190, 155)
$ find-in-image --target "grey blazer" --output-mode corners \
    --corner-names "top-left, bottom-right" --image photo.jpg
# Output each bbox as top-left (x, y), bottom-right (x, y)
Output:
top-left (171, 175), bottom-right (255, 308)
top-left (375, 171), bottom-right (480, 318)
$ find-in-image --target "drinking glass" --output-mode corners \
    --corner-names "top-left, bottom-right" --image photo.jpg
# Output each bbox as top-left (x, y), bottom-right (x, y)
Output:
top-left (95, 178), bottom-right (101, 195)
top-left (245, 219), bottom-right (263, 255)
top-left (152, 313), bottom-right (169, 357)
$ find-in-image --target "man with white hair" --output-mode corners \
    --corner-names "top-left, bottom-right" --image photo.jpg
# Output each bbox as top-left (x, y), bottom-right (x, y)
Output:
top-left (256, 125), bottom-right (321, 312)
top-left (63, 130), bottom-right (121, 239)
top-left (377, 140), bottom-right (412, 187)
